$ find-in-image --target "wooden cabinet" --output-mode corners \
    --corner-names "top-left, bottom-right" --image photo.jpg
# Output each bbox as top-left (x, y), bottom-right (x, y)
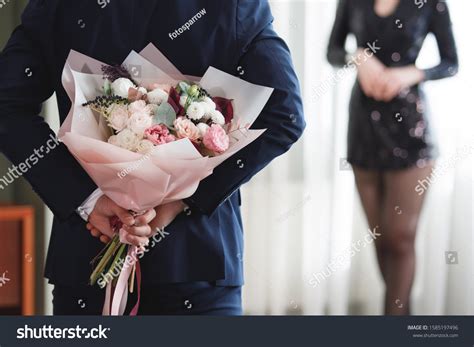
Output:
top-left (0, 206), bottom-right (34, 315)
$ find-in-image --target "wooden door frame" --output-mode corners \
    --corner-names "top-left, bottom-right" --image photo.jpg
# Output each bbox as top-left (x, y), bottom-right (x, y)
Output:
top-left (0, 206), bottom-right (35, 315)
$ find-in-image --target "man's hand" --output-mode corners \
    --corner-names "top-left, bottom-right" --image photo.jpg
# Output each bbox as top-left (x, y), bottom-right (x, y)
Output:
top-left (86, 195), bottom-right (156, 245)
top-left (149, 200), bottom-right (187, 233)
top-left (120, 209), bottom-right (157, 246)
top-left (87, 200), bottom-right (184, 245)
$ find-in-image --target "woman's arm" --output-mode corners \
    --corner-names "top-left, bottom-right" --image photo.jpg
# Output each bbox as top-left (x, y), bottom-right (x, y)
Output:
top-left (327, 0), bottom-right (350, 67)
top-left (379, 1), bottom-right (459, 101)
top-left (423, 0), bottom-right (459, 81)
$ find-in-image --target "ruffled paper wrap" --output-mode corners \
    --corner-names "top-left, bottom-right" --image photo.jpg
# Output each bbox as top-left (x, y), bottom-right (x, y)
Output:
top-left (58, 44), bottom-right (273, 315)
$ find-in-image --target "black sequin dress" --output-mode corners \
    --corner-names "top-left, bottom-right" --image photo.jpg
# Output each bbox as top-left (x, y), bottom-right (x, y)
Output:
top-left (327, 0), bottom-right (458, 170)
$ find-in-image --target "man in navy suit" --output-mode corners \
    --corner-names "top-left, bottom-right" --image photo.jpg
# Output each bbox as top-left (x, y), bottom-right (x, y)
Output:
top-left (0, 0), bottom-right (305, 315)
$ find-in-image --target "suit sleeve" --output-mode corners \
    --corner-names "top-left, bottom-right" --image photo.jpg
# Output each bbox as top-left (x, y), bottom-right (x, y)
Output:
top-left (423, 0), bottom-right (459, 81)
top-left (326, 0), bottom-right (350, 67)
top-left (184, 0), bottom-right (305, 215)
top-left (0, 1), bottom-right (97, 221)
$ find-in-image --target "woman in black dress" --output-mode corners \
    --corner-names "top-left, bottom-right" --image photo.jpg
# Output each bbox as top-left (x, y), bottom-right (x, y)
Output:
top-left (327, 0), bottom-right (458, 314)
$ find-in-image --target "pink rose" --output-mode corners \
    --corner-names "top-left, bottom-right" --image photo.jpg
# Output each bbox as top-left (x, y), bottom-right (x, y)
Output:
top-left (203, 124), bottom-right (229, 154)
top-left (144, 124), bottom-right (176, 145)
top-left (173, 116), bottom-right (201, 142)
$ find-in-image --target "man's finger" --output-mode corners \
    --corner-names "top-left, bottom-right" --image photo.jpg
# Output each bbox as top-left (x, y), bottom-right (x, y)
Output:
top-left (113, 206), bottom-right (135, 226)
top-left (123, 224), bottom-right (153, 237)
top-left (100, 235), bottom-right (111, 244)
top-left (124, 233), bottom-right (149, 247)
top-left (134, 209), bottom-right (157, 226)
top-left (88, 216), bottom-right (114, 237)
top-left (91, 229), bottom-right (101, 238)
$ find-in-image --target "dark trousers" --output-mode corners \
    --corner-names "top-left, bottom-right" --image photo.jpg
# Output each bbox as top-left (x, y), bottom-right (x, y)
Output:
top-left (52, 282), bottom-right (242, 315)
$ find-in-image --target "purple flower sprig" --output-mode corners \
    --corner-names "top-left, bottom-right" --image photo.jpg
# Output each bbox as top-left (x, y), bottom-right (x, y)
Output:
top-left (101, 64), bottom-right (137, 85)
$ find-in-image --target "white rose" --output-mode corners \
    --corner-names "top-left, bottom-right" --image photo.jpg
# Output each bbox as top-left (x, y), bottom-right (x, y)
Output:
top-left (209, 109), bottom-right (225, 125)
top-left (196, 123), bottom-right (210, 137)
top-left (113, 129), bottom-right (140, 151)
top-left (147, 88), bottom-right (169, 105)
top-left (108, 105), bottom-right (129, 132)
top-left (127, 112), bottom-right (153, 136)
top-left (138, 87), bottom-right (148, 94)
top-left (128, 100), bottom-right (153, 116)
top-left (201, 97), bottom-right (216, 113)
top-left (111, 78), bottom-right (136, 98)
top-left (186, 102), bottom-right (205, 121)
top-left (179, 95), bottom-right (188, 107)
top-left (136, 139), bottom-right (155, 154)
top-left (108, 135), bottom-right (120, 146)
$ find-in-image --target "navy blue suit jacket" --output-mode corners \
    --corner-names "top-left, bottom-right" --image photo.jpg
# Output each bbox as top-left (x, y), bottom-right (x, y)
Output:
top-left (0, 0), bottom-right (305, 286)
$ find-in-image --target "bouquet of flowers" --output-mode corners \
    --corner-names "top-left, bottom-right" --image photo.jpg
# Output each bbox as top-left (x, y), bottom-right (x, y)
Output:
top-left (86, 70), bottom-right (237, 156)
top-left (58, 44), bottom-right (273, 315)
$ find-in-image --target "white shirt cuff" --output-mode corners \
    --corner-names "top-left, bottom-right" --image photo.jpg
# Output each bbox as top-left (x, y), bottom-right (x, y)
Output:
top-left (76, 188), bottom-right (104, 221)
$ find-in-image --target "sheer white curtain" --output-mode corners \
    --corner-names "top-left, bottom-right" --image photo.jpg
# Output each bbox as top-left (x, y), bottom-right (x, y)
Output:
top-left (39, 0), bottom-right (472, 316)
top-left (242, 0), bottom-right (473, 315)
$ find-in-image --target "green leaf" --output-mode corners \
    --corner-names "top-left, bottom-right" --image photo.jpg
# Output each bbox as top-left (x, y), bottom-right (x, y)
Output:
top-left (103, 80), bottom-right (112, 96)
top-left (177, 81), bottom-right (190, 95)
top-left (152, 102), bottom-right (176, 127)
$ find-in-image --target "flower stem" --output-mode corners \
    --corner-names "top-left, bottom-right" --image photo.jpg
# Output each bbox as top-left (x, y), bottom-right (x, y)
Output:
top-left (129, 263), bottom-right (136, 293)
top-left (103, 243), bottom-right (127, 281)
top-left (90, 235), bottom-right (121, 285)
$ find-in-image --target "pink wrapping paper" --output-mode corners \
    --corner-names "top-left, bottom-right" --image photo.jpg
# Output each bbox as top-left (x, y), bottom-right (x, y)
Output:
top-left (59, 44), bottom-right (273, 211)
top-left (58, 44), bottom-right (274, 315)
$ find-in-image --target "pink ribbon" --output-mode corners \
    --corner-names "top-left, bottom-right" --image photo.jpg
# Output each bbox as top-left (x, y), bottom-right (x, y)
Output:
top-left (102, 246), bottom-right (141, 316)
top-left (129, 261), bottom-right (141, 316)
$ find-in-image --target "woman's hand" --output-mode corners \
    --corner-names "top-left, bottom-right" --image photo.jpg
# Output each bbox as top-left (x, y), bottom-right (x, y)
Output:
top-left (356, 49), bottom-right (386, 100)
top-left (379, 66), bottom-right (425, 102)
